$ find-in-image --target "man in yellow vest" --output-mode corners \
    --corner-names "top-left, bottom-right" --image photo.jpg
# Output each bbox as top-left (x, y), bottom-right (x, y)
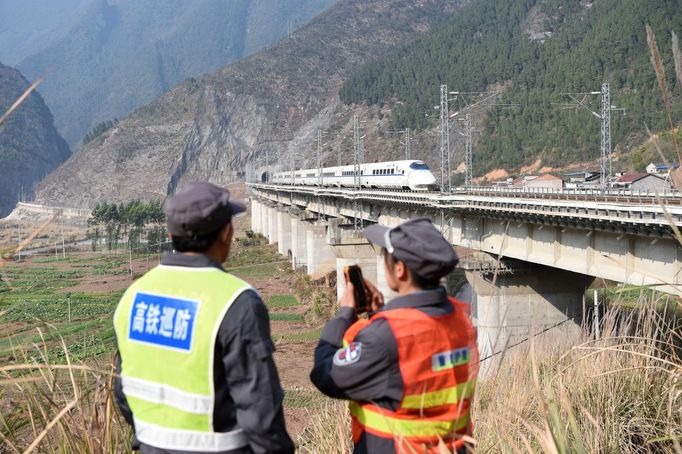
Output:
top-left (113, 182), bottom-right (294, 454)
top-left (310, 218), bottom-right (478, 453)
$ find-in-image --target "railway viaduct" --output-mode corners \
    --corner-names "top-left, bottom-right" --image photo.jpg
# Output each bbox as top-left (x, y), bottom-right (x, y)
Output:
top-left (248, 183), bottom-right (682, 358)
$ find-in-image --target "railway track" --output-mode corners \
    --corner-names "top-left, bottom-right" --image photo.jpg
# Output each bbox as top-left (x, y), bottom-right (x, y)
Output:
top-left (252, 183), bottom-right (682, 206)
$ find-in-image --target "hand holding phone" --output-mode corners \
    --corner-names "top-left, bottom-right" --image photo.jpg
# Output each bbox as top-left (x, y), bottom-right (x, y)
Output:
top-left (343, 265), bottom-right (371, 313)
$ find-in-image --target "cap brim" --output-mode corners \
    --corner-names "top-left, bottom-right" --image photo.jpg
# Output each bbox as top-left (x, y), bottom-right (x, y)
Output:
top-left (230, 200), bottom-right (247, 217)
top-left (364, 224), bottom-right (390, 248)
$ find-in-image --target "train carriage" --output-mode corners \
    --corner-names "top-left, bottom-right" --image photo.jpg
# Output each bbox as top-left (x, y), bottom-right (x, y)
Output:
top-left (272, 160), bottom-right (436, 191)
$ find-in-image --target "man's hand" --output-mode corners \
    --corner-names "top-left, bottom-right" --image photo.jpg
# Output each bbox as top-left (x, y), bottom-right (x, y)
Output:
top-left (340, 280), bottom-right (384, 313)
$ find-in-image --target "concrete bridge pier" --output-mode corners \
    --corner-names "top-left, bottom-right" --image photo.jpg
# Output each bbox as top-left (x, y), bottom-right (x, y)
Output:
top-left (333, 248), bottom-right (379, 302)
top-left (250, 199), bottom-right (262, 235)
top-left (267, 206), bottom-right (277, 245)
top-left (291, 217), bottom-right (307, 269)
top-left (465, 264), bottom-right (593, 363)
top-left (306, 222), bottom-right (337, 280)
top-left (260, 203), bottom-right (270, 241)
top-left (277, 210), bottom-right (292, 257)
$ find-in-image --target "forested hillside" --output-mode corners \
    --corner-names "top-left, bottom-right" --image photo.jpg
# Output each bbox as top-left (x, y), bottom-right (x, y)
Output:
top-left (340, 0), bottom-right (682, 172)
top-left (0, 63), bottom-right (70, 217)
top-left (14, 0), bottom-right (336, 146)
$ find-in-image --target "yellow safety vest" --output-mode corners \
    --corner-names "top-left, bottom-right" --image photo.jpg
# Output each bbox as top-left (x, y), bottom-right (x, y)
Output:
top-left (113, 264), bottom-right (251, 451)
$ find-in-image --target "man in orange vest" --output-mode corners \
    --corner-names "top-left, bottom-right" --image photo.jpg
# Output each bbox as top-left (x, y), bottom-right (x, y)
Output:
top-left (310, 218), bottom-right (478, 453)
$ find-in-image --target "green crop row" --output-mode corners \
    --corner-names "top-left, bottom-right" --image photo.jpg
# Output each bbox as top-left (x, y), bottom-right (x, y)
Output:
top-left (0, 299), bottom-right (117, 323)
top-left (275, 328), bottom-right (322, 343)
top-left (270, 313), bottom-right (305, 322)
top-left (268, 295), bottom-right (300, 308)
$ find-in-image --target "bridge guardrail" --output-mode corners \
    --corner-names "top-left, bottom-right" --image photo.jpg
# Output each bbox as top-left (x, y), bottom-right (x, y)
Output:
top-left (248, 183), bottom-right (682, 230)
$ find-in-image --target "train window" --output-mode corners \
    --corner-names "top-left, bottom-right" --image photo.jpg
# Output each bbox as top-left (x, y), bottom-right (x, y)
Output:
top-left (409, 162), bottom-right (429, 170)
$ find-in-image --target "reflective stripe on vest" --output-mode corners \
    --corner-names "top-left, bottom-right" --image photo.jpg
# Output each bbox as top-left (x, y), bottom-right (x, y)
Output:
top-left (121, 376), bottom-right (213, 414)
top-left (114, 265), bottom-right (252, 451)
top-left (344, 297), bottom-right (478, 451)
top-left (133, 418), bottom-right (248, 453)
top-left (401, 380), bottom-right (476, 410)
top-left (349, 402), bottom-right (469, 438)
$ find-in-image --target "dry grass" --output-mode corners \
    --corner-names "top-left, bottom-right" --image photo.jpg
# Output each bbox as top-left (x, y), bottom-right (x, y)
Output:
top-left (474, 296), bottom-right (681, 453)
top-left (0, 332), bottom-right (131, 453)
top-left (297, 400), bottom-right (352, 454)
top-left (297, 297), bottom-right (682, 453)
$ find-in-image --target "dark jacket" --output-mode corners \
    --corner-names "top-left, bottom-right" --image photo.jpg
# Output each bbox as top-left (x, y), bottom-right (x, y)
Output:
top-left (114, 252), bottom-right (295, 454)
top-left (310, 287), bottom-right (468, 454)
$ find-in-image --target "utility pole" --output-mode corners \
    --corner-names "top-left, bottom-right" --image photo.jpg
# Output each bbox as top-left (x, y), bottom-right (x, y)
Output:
top-left (61, 216), bottom-right (65, 259)
top-left (317, 129), bottom-right (323, 186)
top-left (265, 148), bottom-right (270, 183)
top-left (67, 292), bottom-right (72, 323)
top-left (289, 141), bottom-right (295, 185)
top-left (448, 90), bottom-right (506, 189)
top-left (404, 128), bottom-right (411, 160)
top-left (353, 115), bottom-right (362, 231)
top-left (18, 223), bottom-right (22, 262)
top-left (593, 289), bottom-right (600, 341)
top-left (439, 84), bottom-right (451, 193)
top-left (464, 114), bottom-right (473, 188)
top-left (558, 84), bottom-right (624, 192)
top-left (600, 83), bottom-right (612, 192)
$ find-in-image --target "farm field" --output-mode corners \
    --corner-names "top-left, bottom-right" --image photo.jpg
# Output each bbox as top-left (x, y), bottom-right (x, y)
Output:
top-left (0, 214), bottom-right (334, 450)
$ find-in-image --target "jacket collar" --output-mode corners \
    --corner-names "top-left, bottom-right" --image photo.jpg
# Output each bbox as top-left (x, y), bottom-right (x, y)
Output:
top-left (379, 287), bottom-right (448, 311)
top-left (161, 251), bottom-right (225, 270)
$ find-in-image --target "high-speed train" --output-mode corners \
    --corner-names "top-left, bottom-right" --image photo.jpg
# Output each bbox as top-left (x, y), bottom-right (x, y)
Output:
top-left (272, 160), bottom-right (437, 191)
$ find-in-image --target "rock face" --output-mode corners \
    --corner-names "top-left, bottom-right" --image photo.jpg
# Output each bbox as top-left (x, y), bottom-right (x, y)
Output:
top-left (15, 0), bottom-right (338, 147)
top-left (0, 63), bottom-right (70, 217)
top-left (35, 0), bottom-right (465, 208)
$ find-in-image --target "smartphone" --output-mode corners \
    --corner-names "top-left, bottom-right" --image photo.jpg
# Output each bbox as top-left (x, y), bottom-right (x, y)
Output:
top-left (343, 265), bottom-right (371, 312)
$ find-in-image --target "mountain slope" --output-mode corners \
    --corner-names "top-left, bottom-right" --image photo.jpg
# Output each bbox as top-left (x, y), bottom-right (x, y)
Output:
top-left (34, 0), bottom-right (465, 208)
top-left (0, 63), bottom-right (70, 217)
top-left (340, 0), bottom-right (682, 174)
top-left (17, 0), bottom-right (337, 146)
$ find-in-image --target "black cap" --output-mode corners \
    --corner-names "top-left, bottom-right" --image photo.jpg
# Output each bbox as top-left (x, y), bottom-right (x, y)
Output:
top-left (164, 182), bottom-right (246, 237)
top-left (364, 218), bottom-right (458, 281)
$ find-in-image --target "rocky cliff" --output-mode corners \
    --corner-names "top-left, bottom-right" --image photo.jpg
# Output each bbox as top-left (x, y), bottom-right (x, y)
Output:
top-left (35, 0), bottom-right (465, 208)
top-left (0, 63), bottom-right (70, 217)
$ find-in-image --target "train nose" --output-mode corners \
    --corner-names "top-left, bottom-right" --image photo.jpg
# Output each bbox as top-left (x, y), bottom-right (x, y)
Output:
top-left (408, 171), bottom-right (437, 189)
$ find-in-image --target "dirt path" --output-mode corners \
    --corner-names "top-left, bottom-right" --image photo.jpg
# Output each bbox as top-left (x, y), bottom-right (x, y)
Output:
top-left (248, 267), bottom-right (325, 438)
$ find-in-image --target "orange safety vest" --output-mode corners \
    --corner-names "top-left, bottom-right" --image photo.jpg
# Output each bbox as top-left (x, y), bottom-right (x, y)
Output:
top-left (343, 297), bottom-right (477, 453)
